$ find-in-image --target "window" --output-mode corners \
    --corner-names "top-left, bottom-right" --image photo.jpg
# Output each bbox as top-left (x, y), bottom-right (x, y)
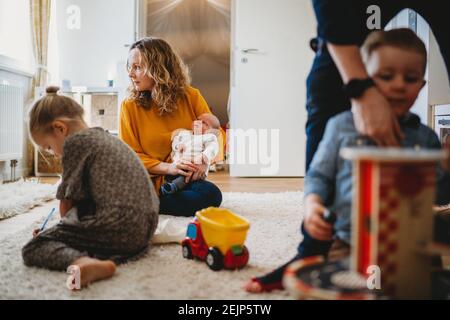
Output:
top-left (187, 223), bottom-right (197, 241)
top-left (0, 0), bottom-right (34, 72)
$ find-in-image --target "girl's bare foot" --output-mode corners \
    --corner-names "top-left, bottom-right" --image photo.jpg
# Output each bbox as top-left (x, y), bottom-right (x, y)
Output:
top-left (71, 257), bottom-right (116, 288)
top-left (243, 277), bottom-right (285, 293)
top-left (243, 278), bottom-right (264, 293)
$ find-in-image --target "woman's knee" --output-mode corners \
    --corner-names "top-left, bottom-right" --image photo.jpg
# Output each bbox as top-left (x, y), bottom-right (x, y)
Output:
top-left (210, 184), bottom-right (222, 207)
top-left (196, 180), bottom-right (222, 207)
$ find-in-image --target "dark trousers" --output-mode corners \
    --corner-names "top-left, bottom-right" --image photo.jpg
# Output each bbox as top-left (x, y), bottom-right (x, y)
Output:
top-left (297, 222), bottom-right (335, 258)
top-left (159, 179), bottom-right (222, 217)
top-left (305, 47), bottom-right (350, 171)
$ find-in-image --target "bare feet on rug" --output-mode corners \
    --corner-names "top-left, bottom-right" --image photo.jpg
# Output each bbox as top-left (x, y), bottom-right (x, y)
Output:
top-left (242, 278), bottom-right (264, 293)
top-left (71, 257), bottom-right (116, 289)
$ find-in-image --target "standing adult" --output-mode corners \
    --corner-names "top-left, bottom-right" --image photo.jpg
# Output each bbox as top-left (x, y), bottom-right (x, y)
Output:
top-left (306, 0), bottom-right (450, 170)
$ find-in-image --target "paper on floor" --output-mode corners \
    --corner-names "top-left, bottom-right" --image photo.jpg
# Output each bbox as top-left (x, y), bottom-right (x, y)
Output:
top-left (152, 215), bottom-right (188, 244)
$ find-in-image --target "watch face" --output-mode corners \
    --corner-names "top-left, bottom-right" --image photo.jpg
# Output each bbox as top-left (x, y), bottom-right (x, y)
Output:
top-left (353, 80), bottom-right (366, 96)
top-left (345, 78), bottom-right (374, 98)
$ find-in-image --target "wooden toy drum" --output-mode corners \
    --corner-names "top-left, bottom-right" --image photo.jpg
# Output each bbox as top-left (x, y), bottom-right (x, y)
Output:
top-left (341, 147), bottom-right (446, 299)
top-left (283, 256), bottom-right (378, 300)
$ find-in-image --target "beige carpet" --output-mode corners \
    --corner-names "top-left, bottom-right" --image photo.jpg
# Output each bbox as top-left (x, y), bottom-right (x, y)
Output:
top-left (0, 192), bottom-right (304, 299)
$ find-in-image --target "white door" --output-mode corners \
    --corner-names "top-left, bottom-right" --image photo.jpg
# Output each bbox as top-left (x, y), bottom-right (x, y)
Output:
top-left (229, 0), bottom-right (315, 177)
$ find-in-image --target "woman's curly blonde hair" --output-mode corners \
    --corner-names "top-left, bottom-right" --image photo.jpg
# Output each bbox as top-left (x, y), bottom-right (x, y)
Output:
top-left (127, 37), bottom-right (191, 114)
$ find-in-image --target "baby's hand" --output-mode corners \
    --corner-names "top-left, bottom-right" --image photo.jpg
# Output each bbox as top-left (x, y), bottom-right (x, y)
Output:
top-left (32, 228), bottom-right (40, 237)
top-left (193, 154), bottom-right (205, 165)
top-left (304, 196), bottom-right (333, 241)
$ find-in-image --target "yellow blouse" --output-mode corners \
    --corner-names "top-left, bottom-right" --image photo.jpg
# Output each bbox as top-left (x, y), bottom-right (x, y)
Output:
top-left (119, 86), bottom-right (213, 192)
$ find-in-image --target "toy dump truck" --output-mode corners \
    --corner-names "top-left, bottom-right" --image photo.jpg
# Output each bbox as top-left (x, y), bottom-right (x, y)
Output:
top-left (181, 207), bottom-right (250, 271)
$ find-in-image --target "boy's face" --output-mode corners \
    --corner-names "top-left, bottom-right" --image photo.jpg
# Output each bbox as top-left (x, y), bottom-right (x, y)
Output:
top-left (366, 46), bottom-right (426, 117)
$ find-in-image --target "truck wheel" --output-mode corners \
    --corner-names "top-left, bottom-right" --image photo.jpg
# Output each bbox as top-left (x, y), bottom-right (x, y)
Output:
top-left (206, 248), bottom-right (223, 271)
top-left (182, 243), bottom-right (193, 259)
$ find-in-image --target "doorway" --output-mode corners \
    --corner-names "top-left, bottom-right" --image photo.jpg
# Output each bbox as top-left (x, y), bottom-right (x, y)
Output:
top-left (137, 0), bottom-right (231, 125)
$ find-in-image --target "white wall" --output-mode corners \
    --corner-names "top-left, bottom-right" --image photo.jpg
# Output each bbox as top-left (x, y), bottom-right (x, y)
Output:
top-left (0, 0), bottom-right (34, 73)
top-left (386, 10), bottom-right (450, 125)
top-left (53, 0), bottom-right (135, 88)
top-left (428, 31), bottom-right (450, 105)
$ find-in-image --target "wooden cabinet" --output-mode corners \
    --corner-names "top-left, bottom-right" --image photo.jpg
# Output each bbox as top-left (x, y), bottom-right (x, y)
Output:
top-left (34, 87), bottom-right (120, 176)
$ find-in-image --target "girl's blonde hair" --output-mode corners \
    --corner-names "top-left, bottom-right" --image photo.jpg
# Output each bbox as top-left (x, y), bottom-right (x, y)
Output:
top-left (28, 86), bottom-right (84, 138)
top-left (127, 37), bottom-right (191, 114)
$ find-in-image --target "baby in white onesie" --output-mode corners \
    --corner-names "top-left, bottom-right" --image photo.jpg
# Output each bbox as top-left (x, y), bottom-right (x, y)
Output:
top-left (160, 113), bottom-right (220, 196)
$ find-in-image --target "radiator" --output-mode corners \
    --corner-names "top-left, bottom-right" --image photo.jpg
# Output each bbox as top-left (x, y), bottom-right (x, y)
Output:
top-left (0, 82), bottom-right (24, 161)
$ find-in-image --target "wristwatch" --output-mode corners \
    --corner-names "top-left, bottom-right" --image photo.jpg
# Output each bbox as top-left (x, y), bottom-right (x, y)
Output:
top-left (342, 78), bottom-right (375, 99)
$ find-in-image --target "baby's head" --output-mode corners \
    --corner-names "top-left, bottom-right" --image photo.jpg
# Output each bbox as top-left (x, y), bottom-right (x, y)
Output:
top-left (28, 86), bottom-right (86, 157)
top-left (194, 113), bottom-right (220, 134)
top-left (361, 28), bottom-right (427, 117)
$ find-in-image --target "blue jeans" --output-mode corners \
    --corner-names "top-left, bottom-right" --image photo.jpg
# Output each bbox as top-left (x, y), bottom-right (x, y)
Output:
top-left (159, 179), bottom-right (222, 217)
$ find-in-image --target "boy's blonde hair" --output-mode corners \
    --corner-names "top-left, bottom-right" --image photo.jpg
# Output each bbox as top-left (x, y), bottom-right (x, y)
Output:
top-left (127, 37), bottom-right (191, 114)
top-left (361, 28), bottom-right (427, 75)
top-left (28, 86), bottom-right (84, 137)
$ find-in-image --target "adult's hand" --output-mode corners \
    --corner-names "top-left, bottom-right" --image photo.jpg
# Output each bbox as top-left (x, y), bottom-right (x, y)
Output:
top-left (352, 87), bottom-right (403, 146)
top-left (327, 43), bottom-right (403, 146)
top-left (190, 154), bottom-right (209, 181)
top-left (166, 160), bottom-right (197, 183)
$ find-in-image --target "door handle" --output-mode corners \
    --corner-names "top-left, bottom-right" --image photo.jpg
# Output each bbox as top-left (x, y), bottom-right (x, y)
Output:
top-left (241, 48), bottom-right (259, 54)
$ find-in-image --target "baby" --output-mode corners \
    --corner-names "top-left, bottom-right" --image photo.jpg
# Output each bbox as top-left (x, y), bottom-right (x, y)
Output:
top-left (22, 86), bottom-right (159, 289)
top-left (160, 113), bottom-right (220, 195)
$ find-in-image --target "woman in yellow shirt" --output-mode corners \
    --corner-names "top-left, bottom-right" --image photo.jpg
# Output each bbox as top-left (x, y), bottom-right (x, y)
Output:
top-left (119, 37), bottom-right (222, 216)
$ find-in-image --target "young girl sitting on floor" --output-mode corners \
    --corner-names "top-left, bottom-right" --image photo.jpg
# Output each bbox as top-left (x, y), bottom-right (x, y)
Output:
top-left (22, 86), bottom-right (159, 288)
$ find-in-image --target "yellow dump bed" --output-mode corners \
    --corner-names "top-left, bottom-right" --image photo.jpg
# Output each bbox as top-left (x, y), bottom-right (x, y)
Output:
top-left (196, 207), bottom-right (249, 255)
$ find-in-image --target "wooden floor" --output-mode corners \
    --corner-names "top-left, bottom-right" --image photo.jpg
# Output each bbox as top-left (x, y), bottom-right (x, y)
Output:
top-left (208, 170), bottom-right (303, 192)
top-left (39, 170), bottom-right (304, 193)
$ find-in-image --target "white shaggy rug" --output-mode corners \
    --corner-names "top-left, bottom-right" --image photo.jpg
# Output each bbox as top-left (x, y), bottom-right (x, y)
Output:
top-left (0, 179), bottom-right (57, 220)
top-left (0, 192), bottom-right (304, 299)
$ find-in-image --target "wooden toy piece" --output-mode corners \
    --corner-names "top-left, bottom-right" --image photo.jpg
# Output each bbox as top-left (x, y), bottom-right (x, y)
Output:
top-left (283, 256), bottom-right (377, 300)
top-left (181, 207), bottom-right (250, 271)
top-left (340, 147), bottom-right (446, 299)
